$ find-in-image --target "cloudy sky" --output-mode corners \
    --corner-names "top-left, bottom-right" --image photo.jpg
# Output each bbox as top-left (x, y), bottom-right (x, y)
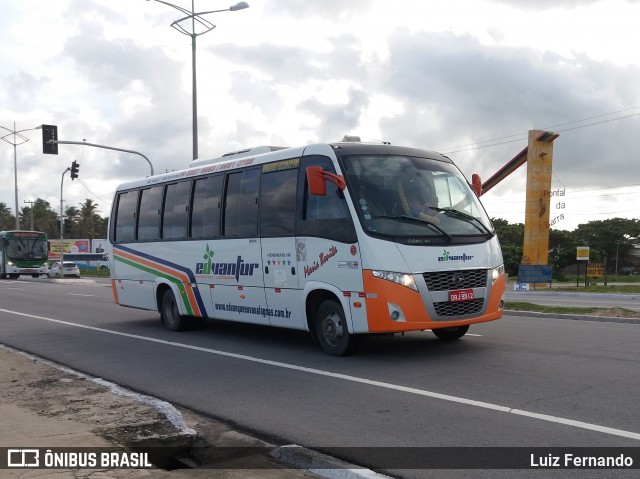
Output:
top-left (1, 0), bottom-right (639, 231)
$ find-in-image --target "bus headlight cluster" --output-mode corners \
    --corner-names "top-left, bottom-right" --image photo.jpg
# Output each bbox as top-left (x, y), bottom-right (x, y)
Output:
top-left (372, 270), bottom-right (417, 291)
top-left (491, 264), bottom-right (505, 283)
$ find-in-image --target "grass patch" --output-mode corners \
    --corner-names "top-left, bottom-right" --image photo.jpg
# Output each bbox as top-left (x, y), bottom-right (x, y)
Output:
top-left (509, 283), bottom-right (640, 294)
top-left (505, 301), bottom-right (640, 318)
top-left (79, 269), bottom-right (111, 278)
top-left (555, 284), bottom-right (640, 294)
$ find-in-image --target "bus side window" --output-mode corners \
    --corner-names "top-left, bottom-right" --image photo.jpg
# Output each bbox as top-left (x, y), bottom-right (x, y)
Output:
top-left (137, 186), bottom-right (163, 242)
top-left (163, 181), bottom-right (191, 240)
top-left (259, 167), bottom-right (297, 237)
top-left (223, 168), bottom-right (261, 238)
top-left (297, 156), bottom-right (356, 243)
top-left (191, 175), bottom-right (223, 239)
top-left (114, 190), bottom-right (139, 243)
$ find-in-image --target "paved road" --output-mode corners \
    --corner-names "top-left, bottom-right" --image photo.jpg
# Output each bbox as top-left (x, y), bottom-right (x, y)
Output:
top-left (505, 288), bottom-right (640, 311)
top-left (1, 278), bottom-right (640, 478)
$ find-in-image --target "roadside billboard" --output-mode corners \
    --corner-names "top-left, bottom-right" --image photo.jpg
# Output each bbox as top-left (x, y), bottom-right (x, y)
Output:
top-left (48, 239), bottom-right (90, 261)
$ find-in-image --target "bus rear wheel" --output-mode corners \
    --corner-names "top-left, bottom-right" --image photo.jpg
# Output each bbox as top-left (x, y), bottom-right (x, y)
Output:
top-left (160, 288), bottom-right (188, 332)
top-left (315, 299), bottom-right (360, 356)
top-left (432, 325), bottom-right (469, 341)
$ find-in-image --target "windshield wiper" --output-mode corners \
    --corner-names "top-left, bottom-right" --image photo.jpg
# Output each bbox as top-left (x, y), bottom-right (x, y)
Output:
top-left (430, 207), bottom-right (493, 236)
top-left (374, 215), bottom-right (452, 241)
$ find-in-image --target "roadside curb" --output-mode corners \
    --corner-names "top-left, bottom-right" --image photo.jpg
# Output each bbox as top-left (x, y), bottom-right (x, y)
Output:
top-left (50, 278), bottom-right (98, 284)
top-left (505, 309), bottom-right (640, 324)
top-left (271, 445), bottom-right (392, 479)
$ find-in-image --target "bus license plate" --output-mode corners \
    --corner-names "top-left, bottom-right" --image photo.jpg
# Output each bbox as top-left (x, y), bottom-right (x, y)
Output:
top-left (449, 289), bottom-right (474, 302)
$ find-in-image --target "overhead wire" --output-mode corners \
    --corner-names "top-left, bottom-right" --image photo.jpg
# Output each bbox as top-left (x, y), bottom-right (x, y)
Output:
top-left (438, 105), bottom-right (640, 154)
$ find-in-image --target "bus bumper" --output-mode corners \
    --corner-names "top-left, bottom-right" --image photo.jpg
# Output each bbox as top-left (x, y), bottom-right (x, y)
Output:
top-left (362, 270), bottom-right (505, 333)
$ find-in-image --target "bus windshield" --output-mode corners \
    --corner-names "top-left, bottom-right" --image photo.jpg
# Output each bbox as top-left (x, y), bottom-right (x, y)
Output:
top-left (339, 154), bottom-right (494, 242)
top-left (6, 235), bottom-right (48, 260)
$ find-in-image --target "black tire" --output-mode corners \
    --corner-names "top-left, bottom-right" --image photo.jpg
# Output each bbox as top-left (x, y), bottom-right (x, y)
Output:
top-left (32, 274), bottom-right (39, 278)
top-left (432, 325), bottom-right (469, 341)
top-left (315, 299), bottom-right (360, 356)
top-left (160, 288), bottom-right (189, 332)
top-left (9, 274), bottom-right (19, 279)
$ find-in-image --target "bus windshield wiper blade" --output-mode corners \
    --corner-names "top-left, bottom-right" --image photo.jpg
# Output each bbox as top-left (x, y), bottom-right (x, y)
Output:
top-left (430, 207), bottom-right (493, 236)
top-left (375, 215), bottom-right (452, 241)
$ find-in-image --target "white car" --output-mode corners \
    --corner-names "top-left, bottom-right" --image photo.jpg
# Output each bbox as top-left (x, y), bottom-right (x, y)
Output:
top-left (48, 261), bottom-right (81, 278)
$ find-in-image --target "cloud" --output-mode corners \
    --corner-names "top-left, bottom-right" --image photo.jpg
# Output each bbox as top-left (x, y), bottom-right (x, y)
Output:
top-left (270, 0), bottom-right (372, 18)
top-left (377, 29), bottom-right (640, 190)
top-left (299, 87), bottom-right (371, 141)
top-left (487, 0), bottom-right (639, 9)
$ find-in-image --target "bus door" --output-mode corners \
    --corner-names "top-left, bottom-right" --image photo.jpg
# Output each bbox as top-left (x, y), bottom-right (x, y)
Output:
top-left (212, 168), bottom-right (269, 325)
top-left (295, 155), bottom-right (362, 327)
top-left (259, 160), bottom-right (304, 329)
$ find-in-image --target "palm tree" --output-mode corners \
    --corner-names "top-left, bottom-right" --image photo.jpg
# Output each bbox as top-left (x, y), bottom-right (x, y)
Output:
top-left (75, 199), bottom-right (104, 239)
top-left (0, 202), bottom-right (15, 230)
top-left (32, 199), bottom-right (60, 238)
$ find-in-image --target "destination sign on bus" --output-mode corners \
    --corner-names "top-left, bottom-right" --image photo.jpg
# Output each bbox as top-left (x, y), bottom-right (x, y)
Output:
top-left (12, 232), bottom-right (41, 238)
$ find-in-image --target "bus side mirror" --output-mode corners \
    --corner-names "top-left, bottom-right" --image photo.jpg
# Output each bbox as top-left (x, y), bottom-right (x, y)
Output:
top-left (306, 166), bottom-right (346, 196)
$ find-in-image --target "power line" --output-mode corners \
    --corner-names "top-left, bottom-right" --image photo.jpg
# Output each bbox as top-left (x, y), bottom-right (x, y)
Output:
top-left (438, 106), bottom-right (640, 153)
top-left (76, 178), bottom-right (112, 210)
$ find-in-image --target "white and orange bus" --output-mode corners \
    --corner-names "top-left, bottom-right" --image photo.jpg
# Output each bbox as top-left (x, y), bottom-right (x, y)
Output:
top-left (108, 140), bottom-right (505, 355)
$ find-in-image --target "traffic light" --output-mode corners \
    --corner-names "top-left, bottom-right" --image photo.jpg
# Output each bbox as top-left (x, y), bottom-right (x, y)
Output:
top-left (41, 124), bottom-right (58, 155)
top-left (70, 160), bottom-right (80, 180)
top-left (63, 218), bottom-right (72, 235)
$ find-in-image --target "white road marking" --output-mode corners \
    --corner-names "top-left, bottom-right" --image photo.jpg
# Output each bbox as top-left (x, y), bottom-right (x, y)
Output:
top-left (1, 307), bottom-right (639, 442)
top-left (65, 293), bottom-right (94, 297)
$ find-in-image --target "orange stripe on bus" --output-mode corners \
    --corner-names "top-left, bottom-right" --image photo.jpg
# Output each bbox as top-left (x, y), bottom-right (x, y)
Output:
top-left (114, 249), bottom-right (202, 316)
top-left (110, 279), bottom-right (119, 305)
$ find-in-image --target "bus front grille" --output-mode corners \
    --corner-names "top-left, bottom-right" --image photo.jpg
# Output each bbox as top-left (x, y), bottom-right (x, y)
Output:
top-left (433, 298), bottom-right (485, 316)
top-left (422, 269), bottom-right (488, 291)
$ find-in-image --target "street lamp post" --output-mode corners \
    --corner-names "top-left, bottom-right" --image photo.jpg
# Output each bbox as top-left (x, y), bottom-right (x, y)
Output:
top-left (0, 123), bottom-right (41, 230)
top-left (615, 240), bottom-right (622, 275)
top-left (60, 167), bottom-right (71, 275)
top-left (146, 0), bottom-right (249, 161)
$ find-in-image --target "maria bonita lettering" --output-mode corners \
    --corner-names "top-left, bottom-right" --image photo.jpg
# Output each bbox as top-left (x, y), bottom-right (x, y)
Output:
top-left (304, 246), bottom-right (338, 278)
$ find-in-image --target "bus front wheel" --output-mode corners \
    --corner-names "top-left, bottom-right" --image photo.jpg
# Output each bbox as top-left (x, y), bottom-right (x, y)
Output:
top-left (160, 289), bottom-right (188, 332)
top-left (315, 299), bottom-right (360, 356)
top-left (432, 325), bottom-right (469, 341)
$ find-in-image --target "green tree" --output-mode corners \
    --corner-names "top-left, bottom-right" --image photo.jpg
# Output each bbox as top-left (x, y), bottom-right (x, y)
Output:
top-left (22, 199), bottom-right (59, 238)
top-left (573, 218), bottom-right (640, 272)
top-left (65, 206), bottom-right (80, 238)
top-left (548, 228), bottom-right (578, 278)
top-left (75, 199), bottom-right (106, 239)
top-left (493, 218), bottom-right (524, 277)
top-left (0, 202), bottom-right (15, 230)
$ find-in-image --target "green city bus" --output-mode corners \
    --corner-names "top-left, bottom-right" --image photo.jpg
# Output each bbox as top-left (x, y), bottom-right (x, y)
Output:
top-left (0, 230), bottom-right (49, 279)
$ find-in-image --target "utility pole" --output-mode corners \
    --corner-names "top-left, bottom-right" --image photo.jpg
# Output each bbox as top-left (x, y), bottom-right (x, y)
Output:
top-left (59, 167), bottom-right (70, 273)
top-left (23, 200), bottom-right (35, 231)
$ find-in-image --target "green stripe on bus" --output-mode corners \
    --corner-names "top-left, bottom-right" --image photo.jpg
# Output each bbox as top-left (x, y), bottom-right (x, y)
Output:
top-left (114, 255), bottom-right (195, 315)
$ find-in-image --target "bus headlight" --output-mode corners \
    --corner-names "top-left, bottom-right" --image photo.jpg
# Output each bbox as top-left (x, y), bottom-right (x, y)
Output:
top-left (491, 264), bottom-right (505, 283)
top-left (372, 270), bottom-right (417, 291)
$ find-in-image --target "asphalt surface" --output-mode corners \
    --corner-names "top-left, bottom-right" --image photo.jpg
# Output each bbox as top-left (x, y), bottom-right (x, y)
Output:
top-left (2, 276), bottom-right (640, 479)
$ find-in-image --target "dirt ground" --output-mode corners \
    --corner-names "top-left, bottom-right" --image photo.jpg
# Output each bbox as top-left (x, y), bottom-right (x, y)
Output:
top-left (0, 346), bottom-right (319, 478)
top-left (1, 347), bottom-right (191, 447)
